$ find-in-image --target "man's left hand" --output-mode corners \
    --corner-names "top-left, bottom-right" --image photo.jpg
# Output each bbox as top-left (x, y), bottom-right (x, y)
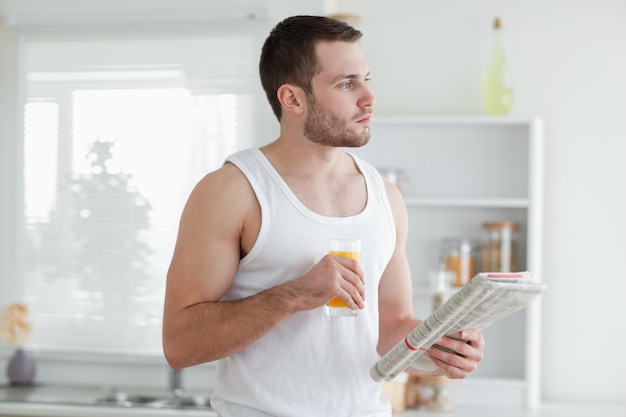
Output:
top-left (426, 329), bottom-right (485, 379)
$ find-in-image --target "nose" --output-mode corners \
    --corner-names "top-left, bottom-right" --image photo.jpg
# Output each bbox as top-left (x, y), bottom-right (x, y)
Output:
top-left (359, 85), bottom-right (376, 109)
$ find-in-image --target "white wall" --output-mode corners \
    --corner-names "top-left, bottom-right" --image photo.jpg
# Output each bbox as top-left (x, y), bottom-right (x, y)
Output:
top-left (1, 0), bottom-right (625, 407)
top-left (0, 0), bottom-right (319, 394)
top-left (353, 0), bottom-right (626, 406)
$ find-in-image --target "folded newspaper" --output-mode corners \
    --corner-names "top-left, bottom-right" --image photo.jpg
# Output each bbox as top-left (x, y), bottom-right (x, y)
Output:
top-left (370, 272), bottom-right (547, 382)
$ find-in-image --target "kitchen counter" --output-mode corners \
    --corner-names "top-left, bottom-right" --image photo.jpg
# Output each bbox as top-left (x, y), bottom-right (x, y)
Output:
top-left (3, 402), bottom-right (626, 417)
top-left (0, 402), bottom-right (216, 417)
top-left (2, 384), bottom-right (625, 417)
top-left (0, 384), bottom-right (216, 417)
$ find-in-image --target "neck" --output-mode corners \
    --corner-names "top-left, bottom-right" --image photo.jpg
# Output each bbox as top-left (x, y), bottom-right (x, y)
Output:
top-left (261, 133), bottom-right (353, 177)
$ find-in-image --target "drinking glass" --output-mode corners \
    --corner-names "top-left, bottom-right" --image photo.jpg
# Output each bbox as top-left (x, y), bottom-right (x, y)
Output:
top-left (326, 239), bottom-right (361, 317)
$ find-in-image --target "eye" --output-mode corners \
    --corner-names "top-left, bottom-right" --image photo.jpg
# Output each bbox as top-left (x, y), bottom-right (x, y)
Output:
top-left (339, 81), bottom-right (353, 90)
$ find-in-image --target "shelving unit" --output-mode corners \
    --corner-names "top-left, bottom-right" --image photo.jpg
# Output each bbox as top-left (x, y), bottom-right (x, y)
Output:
top-left (352, 116), bottom-right (544, 408)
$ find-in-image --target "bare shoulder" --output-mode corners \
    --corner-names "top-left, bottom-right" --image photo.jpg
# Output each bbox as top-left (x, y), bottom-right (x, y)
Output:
top-left (189, 162), bottom-right (256, 208)
top-left (180, 161), bottom-right (260, 250)
top-left (380, 176), bottom-right (408, 231)
top-left (166, 162), bottom-right (259, 304)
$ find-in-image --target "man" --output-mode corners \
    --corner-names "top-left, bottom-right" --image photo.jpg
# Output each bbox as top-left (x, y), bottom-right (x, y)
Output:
top-left (163, 15), bottom-right (485, 417)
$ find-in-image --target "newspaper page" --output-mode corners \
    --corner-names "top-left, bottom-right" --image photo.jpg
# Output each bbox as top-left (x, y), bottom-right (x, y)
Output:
top-left (370, 272), bottom-right (547, 382)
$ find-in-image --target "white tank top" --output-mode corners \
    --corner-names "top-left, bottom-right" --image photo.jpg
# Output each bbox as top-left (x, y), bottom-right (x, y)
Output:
top-left (211, 148), bottom-right (396, 417)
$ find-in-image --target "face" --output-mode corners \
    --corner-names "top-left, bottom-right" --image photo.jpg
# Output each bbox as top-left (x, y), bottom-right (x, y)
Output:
top-left (303, 41), bottom-right (375, 148)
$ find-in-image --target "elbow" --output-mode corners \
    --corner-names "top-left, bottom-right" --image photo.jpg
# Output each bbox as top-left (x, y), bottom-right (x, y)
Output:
top-left (163, 339), bottom-right (184, 370)
top-left (162, 304), bottom-right (225, 368)
top-left (162, 304), bottom-right (191, 369)
top-left (164, 340), bottom-right (195, 371)
top-left (163, 327), bottom-right (218, 369)
top-left (164, 339), bottom-right (220, 370)
top-left (163, 350), bottom-right (184, 371)
top-left (162, 326), bottom-right (189, 370)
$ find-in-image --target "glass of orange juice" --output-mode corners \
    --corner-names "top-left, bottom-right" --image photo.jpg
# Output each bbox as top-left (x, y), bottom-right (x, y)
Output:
top-left (326, 239), bottom-right (362, 317)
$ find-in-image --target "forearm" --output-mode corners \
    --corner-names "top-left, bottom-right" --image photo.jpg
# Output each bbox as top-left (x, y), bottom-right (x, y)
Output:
top-left (377, 315), bottom-right (421, 357)
top-left (163, 283), bottom-right (299, 369)
top-left (377, 317), bottom-right (447, 377)
top-left (379, 328), bottom-right (485, 378)
top-left (164, 245), bottom-right (362, 369)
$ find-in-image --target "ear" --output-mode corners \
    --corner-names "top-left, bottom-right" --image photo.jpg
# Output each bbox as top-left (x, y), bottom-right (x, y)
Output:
top-left (276, 84), bottom-right (305, 116)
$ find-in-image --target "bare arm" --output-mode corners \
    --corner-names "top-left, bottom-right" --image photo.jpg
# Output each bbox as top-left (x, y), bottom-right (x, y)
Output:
top-left (163, 163), bottom-right (365, 369)
top-left (377, 180), bottom-right (485, 379)
top-left (377, 180), bottom-right (421, 356)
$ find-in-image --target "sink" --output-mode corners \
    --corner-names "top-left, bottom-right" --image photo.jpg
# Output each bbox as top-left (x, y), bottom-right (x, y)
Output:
top-left (96, 391), bottom-right (212, 409)
top-left (0, 384), bottom-right (212, 411)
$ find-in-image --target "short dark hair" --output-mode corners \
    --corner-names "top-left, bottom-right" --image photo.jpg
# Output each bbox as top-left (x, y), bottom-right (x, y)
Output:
top-left (259, 15), bottom-right (363, 120)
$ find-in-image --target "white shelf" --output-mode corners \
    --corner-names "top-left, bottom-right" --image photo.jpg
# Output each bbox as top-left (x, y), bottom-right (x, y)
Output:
top-left (374, 115), bottom-right (540, 126)
top-left (404, 197), bottom-right (529, 208)
top-left (412, 285), bottom-right (460, 296)
top-left (355, 116), bottom-right (544, 409)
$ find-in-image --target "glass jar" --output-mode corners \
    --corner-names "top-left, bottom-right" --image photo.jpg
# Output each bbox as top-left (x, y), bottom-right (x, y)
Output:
top-left (481, 221), bottom-right (519, 272)
top-left (420, 375), bottom-right (454, 411)
top-left (429, 265), bottom-right (455, 310)
top-left (378, 167), bottom-right (408, 192)
top-left (440, 238), bottom-right (477, 287)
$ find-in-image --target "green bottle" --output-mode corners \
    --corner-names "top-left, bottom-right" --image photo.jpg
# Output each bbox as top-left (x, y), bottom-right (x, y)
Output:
top-left (483, 17), bottom-right (514, 115)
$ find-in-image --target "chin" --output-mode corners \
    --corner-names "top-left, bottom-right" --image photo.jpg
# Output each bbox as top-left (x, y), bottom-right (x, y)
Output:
top-left (344, 137), bottom-right (370, 148)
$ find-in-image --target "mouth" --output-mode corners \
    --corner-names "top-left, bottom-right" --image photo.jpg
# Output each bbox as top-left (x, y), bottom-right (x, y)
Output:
top-left (356, 113), bottom-right (372, 124)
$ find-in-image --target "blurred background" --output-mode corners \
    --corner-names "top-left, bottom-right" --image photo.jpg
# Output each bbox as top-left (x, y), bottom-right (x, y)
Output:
top-left (1, 0), bottom-right (624, 409)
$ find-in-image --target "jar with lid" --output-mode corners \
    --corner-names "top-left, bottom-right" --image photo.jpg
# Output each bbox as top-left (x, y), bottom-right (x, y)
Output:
top-left (440, 238), bottom-right (477, 287)
top-left (429, 264), bottom-right (455, 310)
top-left (378, 167), bottom-right (408, 192)
top-left (481, 221), bottom-right (519, 272)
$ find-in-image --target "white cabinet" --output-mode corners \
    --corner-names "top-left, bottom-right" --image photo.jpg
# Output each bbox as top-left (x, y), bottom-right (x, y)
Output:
top-left (353, 116), bottom-right (544, 408)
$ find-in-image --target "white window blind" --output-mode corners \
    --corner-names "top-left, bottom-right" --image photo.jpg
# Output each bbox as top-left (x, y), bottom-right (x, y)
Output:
top-left (17, 23), bottom-right (259, 356)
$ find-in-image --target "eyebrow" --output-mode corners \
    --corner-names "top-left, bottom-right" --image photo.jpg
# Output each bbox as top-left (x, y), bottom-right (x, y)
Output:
top-left (331, 71), bottom-right (371, 84)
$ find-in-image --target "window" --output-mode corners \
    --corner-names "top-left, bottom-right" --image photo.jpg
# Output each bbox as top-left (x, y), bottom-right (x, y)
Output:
top-left (11, 23), bottom-right (261, 356)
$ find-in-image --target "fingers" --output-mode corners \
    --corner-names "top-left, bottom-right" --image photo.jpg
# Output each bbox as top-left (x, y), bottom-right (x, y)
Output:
top-left (460, 330), bottom-right (486, 351)
top-left (427, 331), bottom-right (485, 379)
top-left (340, 278), bottom-right (365, 309)
top-left (291, 255), bottom-right (366, 312)
top-left (327, 255), bottom-right (365, 309)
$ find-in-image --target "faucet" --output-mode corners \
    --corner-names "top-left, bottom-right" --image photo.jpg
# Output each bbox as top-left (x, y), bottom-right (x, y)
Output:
top-left (169, 367), bottom-right (184, 399)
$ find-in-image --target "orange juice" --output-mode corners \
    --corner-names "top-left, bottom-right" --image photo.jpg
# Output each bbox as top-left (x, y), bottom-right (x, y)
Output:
top-left (328, 249), bottom-right (361, 309)
top-left (329, 250), bottom-right (361, 262)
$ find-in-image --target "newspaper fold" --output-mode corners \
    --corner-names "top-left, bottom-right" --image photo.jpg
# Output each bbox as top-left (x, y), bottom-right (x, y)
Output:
top-left (370, 272), bottom-right (547, 382)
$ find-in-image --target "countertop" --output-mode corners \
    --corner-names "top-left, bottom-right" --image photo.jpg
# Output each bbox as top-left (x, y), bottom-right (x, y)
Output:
top-left (4, 403), bottom-right (626, 417)
top-left (2, 384), bottom-right (625, 417)
top-left (0, 402), bottom-right (215, 417)
top-left (3, 402), bottom-right (626, 417)
top-left (0, 384), bottom-right (216, 417)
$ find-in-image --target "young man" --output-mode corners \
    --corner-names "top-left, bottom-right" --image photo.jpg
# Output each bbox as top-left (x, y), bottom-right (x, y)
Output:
top-left (163, 15), bottom-right (485, 416)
